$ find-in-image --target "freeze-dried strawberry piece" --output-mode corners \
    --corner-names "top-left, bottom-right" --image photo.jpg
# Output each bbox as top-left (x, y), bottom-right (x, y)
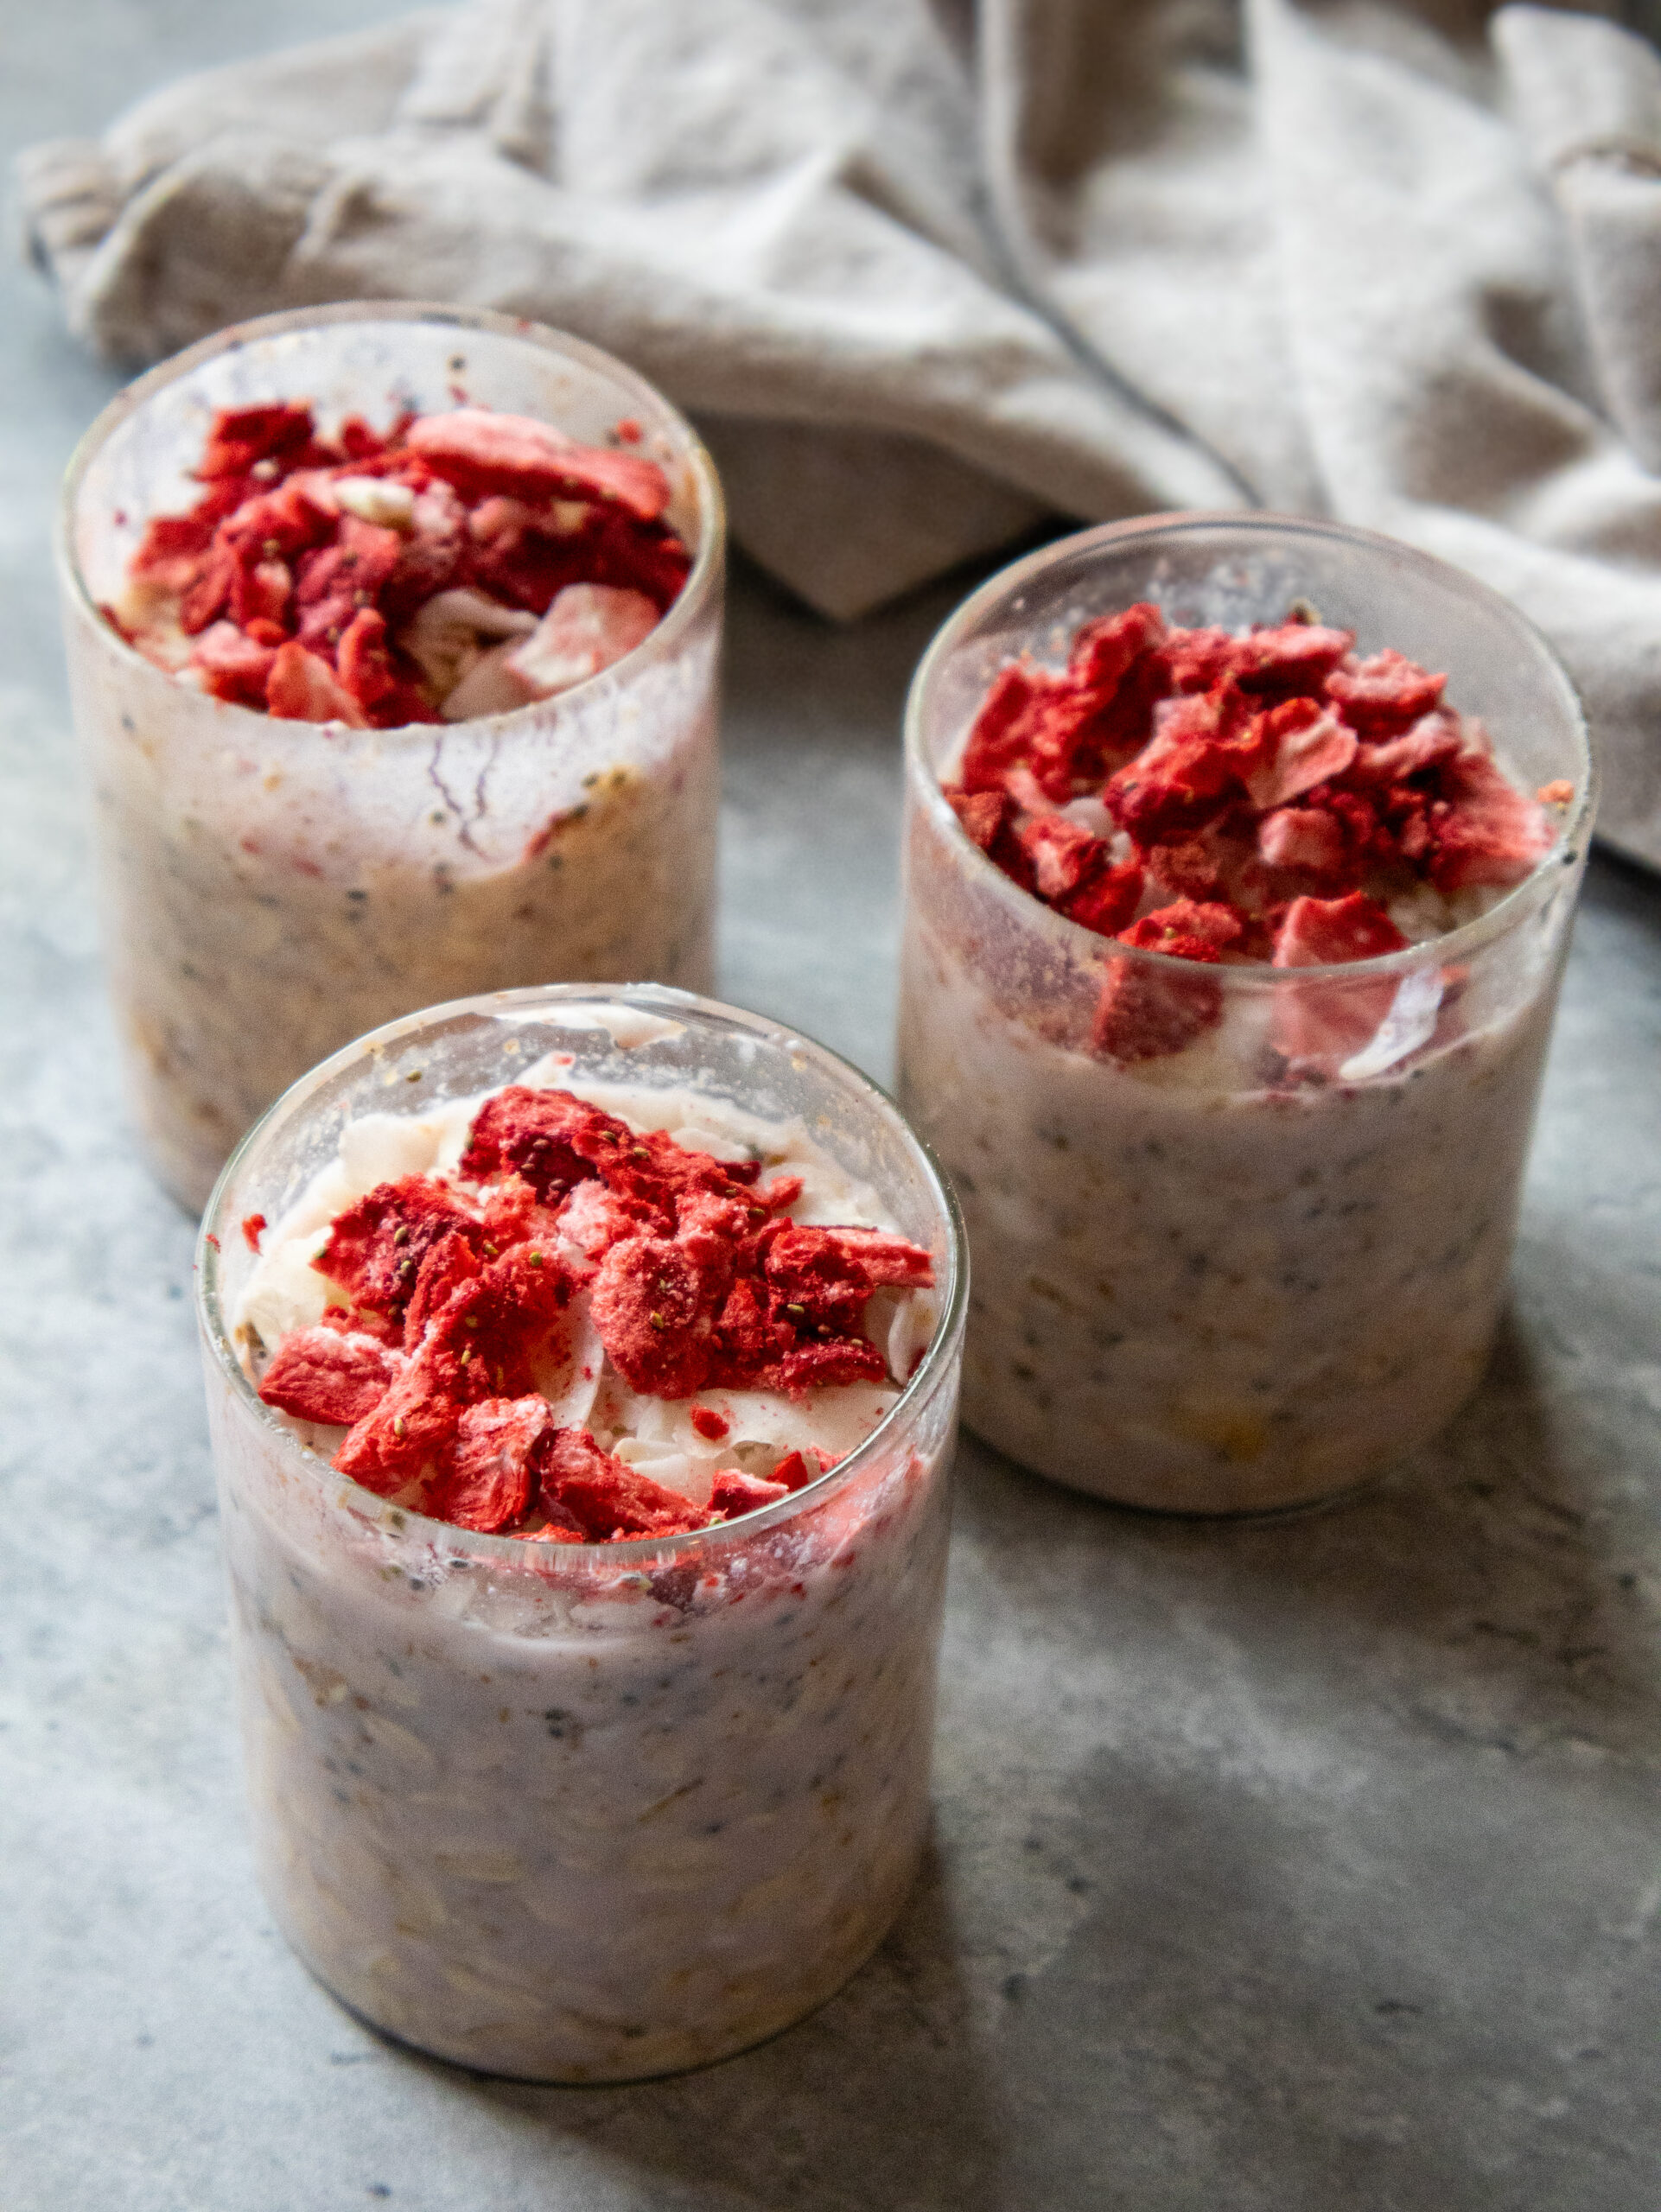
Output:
top-left (538, 1427), bottom-right (710, 1537)
top-left (1424, 749), bottom-right (1552, 893)
top-left (295, 516), bottom-right (405, 658)
top-left (192, 621), bottom-right (278, 709)
top-left (336, 607), bottom-right (400, 709)
top-left (761, 1224), bottom-right (932, 1339)
top-left (1104, 690), bottom-right (1244, 841)
top-left (590, 1234), bottom-right (714, 1398)
top-left (945, 786), bottom-right (1012, 855)
top-left (314, 1175), bottom-right (483, 1322)
top-left (333, 1350), bottom-right (470, 1494)
top-left (1060, 857), bottom-right (1144, 938)
top-left (406, 410), bottom-right (671, 521)
top-left (433, 1244), bottom-right (569, 1394)
top-left (1232, 622), bottom-right (1354, 696)
top-left (1271, 893), bottom-right (1409, 968)
top-left (759, 1173), bottom-right (804, 1213)
top-left (130, 483), bottom-right (245, 581)
top-left (1270, 896), bottom-right (1413, 1067)
top-left (1120, 899), bottom-right (1245, 959)
top-left (767, 1339), bottom-right (890, 1393)
top-left (1234, 698), bottom-right (1358, 810)
top-left (197, 403), bottom-right (318, 481)
top-left (673, 1189), bottom-right (750, 1295)
top-left (242, 1212), bottom-right (267, 1252)
top-left (461, 1085), bottom-right (627, 1199)
top-left (1144, 837), bottom-right (1223, 901)
top-left (690, 1405), bottom-right (730, 1442)
top-left (710, 1275), bottom-right (786, 1381)
top-left (1345, 709), bottom-right (1465, 787)
top-left (402, 1229), bottom-right (482, 1349)
top-left (179, 540), bottom-right (239, 634)
top-left (710, 1469), bottom-right (790, 1517)
top-left (959, 663), bottom-right (1043, 795)
top-left (266, 642), bottom-right (368, 726)
top-left (427, 1396), bottom-right (548, 1533)
top-left (1091, 957), bottom-right (1225, 1064)
top-left (258, 1326), bottom-right (402, 1427)
top-left (1155, 625), bottom-right (1240, 695)
top-left (1326, 648), bottom-right (1445, 732)
top-left (1257, 806), bottom-right (1352, 879)
top-left (1018, 812), bottom-right (1105, 899)
top-left (1068, 601), bottom-right (1167, 694)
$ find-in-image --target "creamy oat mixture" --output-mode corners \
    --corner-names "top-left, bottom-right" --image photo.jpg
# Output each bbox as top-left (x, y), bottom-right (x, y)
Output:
top-left (898, 603), bottom-right (1580, 1510)
top-left (213, 1065), bottom-right (950, 2076)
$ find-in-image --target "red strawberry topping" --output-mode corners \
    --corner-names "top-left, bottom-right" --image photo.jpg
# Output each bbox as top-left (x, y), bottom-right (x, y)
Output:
top-left (945, 601), bottom-right (1558, 1065)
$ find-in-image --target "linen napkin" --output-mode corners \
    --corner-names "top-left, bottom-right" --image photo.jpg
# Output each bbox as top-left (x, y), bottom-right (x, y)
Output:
top-left (19, 0), bottom-right (1661, 866)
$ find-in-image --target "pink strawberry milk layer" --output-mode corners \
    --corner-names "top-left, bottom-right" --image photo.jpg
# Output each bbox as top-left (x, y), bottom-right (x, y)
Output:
top-left (198, 991), bottom-right (964, 2081)
top-left (59, 307), bottom-right (723, 1210)
top-left (897, 518), bottom-right (1594, 1514)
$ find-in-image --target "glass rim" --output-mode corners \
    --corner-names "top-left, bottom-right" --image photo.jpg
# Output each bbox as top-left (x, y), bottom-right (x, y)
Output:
top-left (55, 298), bottom-right (726, 731)
top-left (903, 510), bottom-right (1599, 986)
top-left (194, 982), bottom-right (969, 1569)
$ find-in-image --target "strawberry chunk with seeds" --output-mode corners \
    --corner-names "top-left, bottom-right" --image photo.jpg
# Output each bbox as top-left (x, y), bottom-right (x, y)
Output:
top-left (590, 1235), bottom-right (714, 1398)
top-left (1120, 899), bottom-right (1244, 959)
top-left (315, 1175), bottom-right (482, 1323)
top-left (428, 1396), bottom-right (548, 1533)
top-left (258, 1326), bottom-right (402, 1427)
top-left (461, 1085), bottom-right (629, 1200)
top-left (402, 1229), bottom-right (483, 1350)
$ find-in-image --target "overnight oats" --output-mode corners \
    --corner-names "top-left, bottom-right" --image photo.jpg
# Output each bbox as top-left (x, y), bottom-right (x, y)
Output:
top-left (898, 516), bottom-right (1594, 1514)
top-left (196, 986), bottom-right (965, 2081)
top-left (59, 305), bottom-right (723, 1211)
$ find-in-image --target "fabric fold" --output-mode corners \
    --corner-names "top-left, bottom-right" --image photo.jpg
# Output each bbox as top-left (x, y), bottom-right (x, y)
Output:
top-left (17, 0), bottom-right (1661, 863)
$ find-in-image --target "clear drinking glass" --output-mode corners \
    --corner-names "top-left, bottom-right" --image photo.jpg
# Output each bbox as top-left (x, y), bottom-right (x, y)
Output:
top-left (196, 983), bottom-right (966, 2082)
top-left (898, 514), bottom-right (1595, 1515)
top-left (60, 303), bottom-right (724, 1212)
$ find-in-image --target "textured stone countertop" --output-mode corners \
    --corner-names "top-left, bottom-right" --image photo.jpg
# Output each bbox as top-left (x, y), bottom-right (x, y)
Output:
top-left (3, 9), bottom-right (1658, 2209)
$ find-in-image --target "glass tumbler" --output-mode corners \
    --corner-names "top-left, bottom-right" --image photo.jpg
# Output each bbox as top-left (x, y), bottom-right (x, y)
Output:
top-left (197, 983), bottom-right (966, 2082)
top-left (897, 515), bottom-right (1595, 1515)
top-left (60, 303), bottom-right (724, 1212)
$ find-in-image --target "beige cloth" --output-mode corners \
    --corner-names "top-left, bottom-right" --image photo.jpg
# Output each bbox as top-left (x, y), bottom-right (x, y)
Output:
top-left (19, 0), bottom-right (1661, 865)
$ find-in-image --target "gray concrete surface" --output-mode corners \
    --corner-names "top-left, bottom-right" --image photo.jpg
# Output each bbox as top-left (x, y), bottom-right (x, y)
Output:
top-left (3, 8), bottom-right (1659, 2208)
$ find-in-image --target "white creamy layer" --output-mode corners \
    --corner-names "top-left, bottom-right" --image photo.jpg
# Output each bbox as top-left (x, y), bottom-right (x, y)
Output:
top-left (239, 1055), bottom-right (939, 1507)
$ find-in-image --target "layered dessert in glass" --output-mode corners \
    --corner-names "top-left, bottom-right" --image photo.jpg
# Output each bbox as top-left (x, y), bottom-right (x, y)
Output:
top-left (60, 305), bottom-right (723, 1211)
top-left (196, 985), bottom-right (965, 2081)
top-left (898, 515), bottom-right (1594, 1514)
